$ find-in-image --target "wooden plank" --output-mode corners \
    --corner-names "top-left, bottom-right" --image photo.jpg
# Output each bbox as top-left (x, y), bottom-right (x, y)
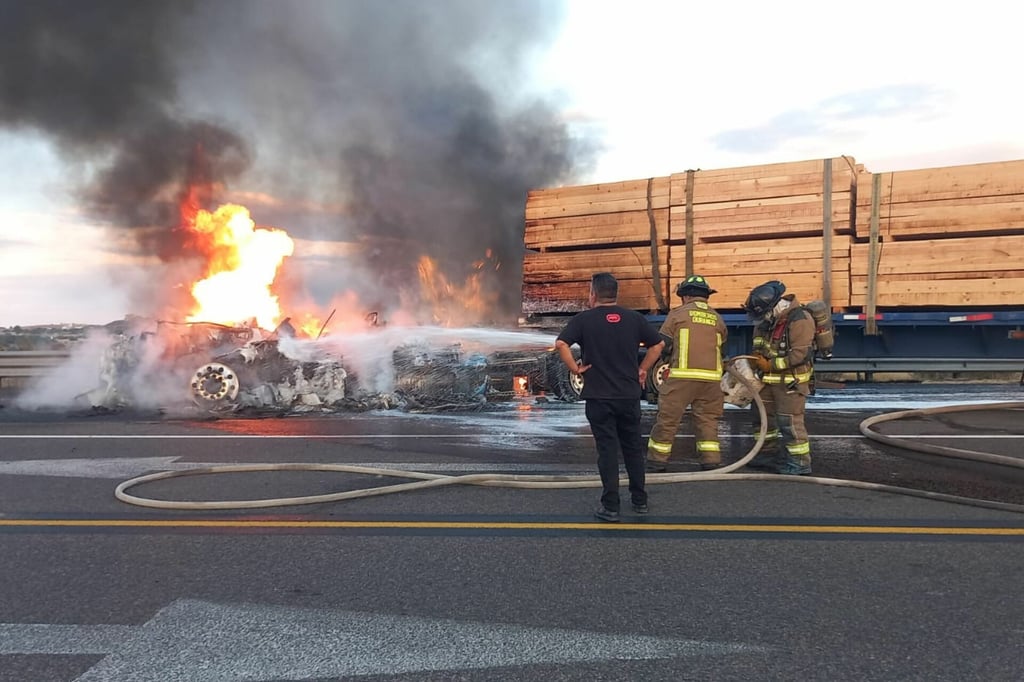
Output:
top-left (681, 158), bottom-right (836, 180)
top-left (693, 258), bottom-right (850, 277)
top-left (528, 177), bottom-right (669, 202)
top-left (866, 160), bottom-right (1024, 201)
top-left (850, 236), bottom-right (1023, 276)
top-left (849, 277), bottom-right (1024, 307)
top-left (684, 206), bottom-right (848, 226)
top-left (685, 235), bottom-right (851, 259)
top-left (687, 191), bottom-right (853, 213)
top-left (694, 220), bottom-right (853, 242)
top-left (525, 209), bottom-right (669, 249)
top-left (852, 270), bottom-right (1024, 283)
top-left (525, 194), bottom-right (671, 221)
top-left (882, 201), bottom-right (1024, 239)
top-left (524, 246), bottom-right (669, 284)
top-left (691, 172), bottom-right (855, 204)
top-left (669, 234), bottom-right (852, 309)
top-left (526, 209), bottom-right (666, 230)
top-left (671, 160), bottom-right (855, 202)
top-left (526, 183), bottom-right (670, 210)
top-left (857, 194), bottom-right (1024, 212)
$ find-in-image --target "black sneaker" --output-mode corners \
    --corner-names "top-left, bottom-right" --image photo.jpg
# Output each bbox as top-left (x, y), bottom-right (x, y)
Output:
top-left (594, 507), bottom-right (620, 523)
top-left (646, 462), bottom-right (667, 473)
top-left (631, 503), bottom-right (649, 514)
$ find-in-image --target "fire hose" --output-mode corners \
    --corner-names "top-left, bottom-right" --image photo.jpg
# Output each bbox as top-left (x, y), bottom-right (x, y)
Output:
top-left (115, 358), bottom-right (1024, 514)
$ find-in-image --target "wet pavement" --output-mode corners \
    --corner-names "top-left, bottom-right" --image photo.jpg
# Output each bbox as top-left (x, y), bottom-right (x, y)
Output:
top-left (0, 383), bottom-right (1023, 681)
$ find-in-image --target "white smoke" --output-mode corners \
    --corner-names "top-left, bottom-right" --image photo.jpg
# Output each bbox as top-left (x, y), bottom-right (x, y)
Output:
top-left (14, 329), bottom-right (113, 409)
top-left (279, 325), bottom-right (556, 396)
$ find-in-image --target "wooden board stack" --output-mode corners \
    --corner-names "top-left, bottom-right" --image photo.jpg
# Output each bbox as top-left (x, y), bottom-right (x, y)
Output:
top-left (667, 158), bottom-right (855, 309)
top-left (523, 156), bottom-right (1024, 317)
top-left (678, 235), bottom-right (851, 311)
top-left (852, 160), bottom-right (1024, 307)
top-left (523, 158), bottom-right (853, 314)
top-left (523, 177), bottom-right (671, 312)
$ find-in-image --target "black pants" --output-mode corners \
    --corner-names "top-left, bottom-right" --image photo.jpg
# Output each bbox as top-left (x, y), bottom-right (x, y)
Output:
top-left (584, 398), bottom-right (647, 511)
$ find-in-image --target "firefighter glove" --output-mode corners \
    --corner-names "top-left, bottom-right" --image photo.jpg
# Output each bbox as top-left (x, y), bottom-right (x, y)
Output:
top-left (750, 354), bottom-right (771, 373)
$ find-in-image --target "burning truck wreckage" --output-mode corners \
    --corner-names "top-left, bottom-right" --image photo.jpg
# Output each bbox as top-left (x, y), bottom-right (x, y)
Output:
top-left (58, 203), bottom-right (582, 416)
top-left (80, 313), bottom-right (578, 415)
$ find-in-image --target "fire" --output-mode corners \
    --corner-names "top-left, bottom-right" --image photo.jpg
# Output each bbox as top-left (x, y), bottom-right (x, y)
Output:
top-left (176, 188), bottom-right (500, 333)
top-left (417, 249), bottom-right (498, 326)
top-left (184, 204), bottom-right (294, 329)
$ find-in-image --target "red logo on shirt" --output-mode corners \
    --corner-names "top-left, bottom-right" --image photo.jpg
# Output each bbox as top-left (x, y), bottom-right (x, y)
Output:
top-left (606, 313), bottom-right (621, 323)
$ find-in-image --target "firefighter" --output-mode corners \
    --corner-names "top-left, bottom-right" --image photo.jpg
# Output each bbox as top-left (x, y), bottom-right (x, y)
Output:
top-left (646, 275), bottom-right (728, 472)
top-left (742, 280), bottom-right (815, 475)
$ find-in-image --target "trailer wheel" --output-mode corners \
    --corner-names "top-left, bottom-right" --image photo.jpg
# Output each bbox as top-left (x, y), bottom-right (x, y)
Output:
top-left (547, 352), bottom-right (583, 402)
top-left (646, 359), bottom-right (670, 403)
top-left (190, 361), bottom-right (241, 412)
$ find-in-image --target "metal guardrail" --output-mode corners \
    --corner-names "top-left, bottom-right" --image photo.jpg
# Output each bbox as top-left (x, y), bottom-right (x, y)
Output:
top-left (817, 358), bottom-right (1024, 373)
top-left (2, 351), bottom-right (1022, 389)
top-left (0, 350), bottom-right (71, 385)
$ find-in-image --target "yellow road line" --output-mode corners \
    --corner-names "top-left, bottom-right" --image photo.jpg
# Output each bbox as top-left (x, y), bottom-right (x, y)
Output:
top-left (0, 519), bottom-right (1022, 536)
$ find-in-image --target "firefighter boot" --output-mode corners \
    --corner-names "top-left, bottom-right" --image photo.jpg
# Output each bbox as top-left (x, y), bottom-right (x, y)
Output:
top-left (777, 454), bottom-right (812, 476)
top-left (746, 429), bottom-right (781, 470)
top-left (777, 413), bottom-right (811, 475)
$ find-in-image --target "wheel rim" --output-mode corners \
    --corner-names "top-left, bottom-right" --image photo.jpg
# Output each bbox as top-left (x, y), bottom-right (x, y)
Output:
top-left (568, 370), bottom-right (584, 396)
top-left (652, 361), bottom-right (670, 392)
top-left (190, 362), bottom-right (241, 408)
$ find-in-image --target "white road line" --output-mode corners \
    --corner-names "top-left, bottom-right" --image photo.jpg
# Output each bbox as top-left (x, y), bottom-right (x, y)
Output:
top-left (0, 434), bottom-right (1021, 439)
top-left (0, 457), bottom-right (600, 478)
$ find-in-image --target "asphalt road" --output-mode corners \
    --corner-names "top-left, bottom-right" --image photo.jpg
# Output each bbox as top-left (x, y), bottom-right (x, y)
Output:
top-left (1, 388), bottom-right (1023, 681)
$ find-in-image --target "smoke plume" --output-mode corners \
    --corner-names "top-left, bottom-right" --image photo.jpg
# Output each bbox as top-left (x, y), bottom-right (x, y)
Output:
top-left (1, 0), bottom-right (592, 324)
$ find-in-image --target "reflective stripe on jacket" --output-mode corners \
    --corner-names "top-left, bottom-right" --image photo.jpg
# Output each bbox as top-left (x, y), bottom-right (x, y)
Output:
top-left (754, 296), bottom-right (815, 384)
top-left (660, 299), bottom-right (728, 382)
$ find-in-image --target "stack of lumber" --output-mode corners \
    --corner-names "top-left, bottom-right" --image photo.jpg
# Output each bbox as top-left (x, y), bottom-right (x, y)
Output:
top-left (850, 235), bottom-right (1022, 307)
top-left (668, 157), bottom-right (856, 243)
top-left (523, 177), bottom-right (671, 312)
top-left (851, 160), bottom-right (1024, 307)
top-left (523, 158), bottom-right (853, 314)
top-left (855, 160), bottom-right (1024, 240)
top-left (523, 155), bottom-right (1024, 316)
top-left (675, 235), bottom-right (851, 310)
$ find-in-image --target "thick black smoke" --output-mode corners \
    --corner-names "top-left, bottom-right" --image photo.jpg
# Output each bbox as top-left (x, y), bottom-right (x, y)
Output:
top-left (0, 0), bottom-right (249, 239)
top-left (0, 0), bottom-right (592, 323)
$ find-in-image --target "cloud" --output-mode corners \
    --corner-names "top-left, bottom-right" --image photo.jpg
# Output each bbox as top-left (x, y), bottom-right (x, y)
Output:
top-left (0, 272), bottom-right (129, 327)
top-left (0, 236), bottom-right (32, 250)
top-left (711, 84), bottom-right (948, 154)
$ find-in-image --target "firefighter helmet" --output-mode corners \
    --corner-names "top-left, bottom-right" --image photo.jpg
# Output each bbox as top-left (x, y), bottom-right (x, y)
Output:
top-left (676, 274), bottom-right (717, 298)
top-left (743, 280), bottom-right (786, 319)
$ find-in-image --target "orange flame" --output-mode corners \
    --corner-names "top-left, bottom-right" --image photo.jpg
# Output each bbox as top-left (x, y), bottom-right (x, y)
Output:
top-left (416, 249), bottom-right (498, 326)
top-left (184, 204), bottom-right (294, 329)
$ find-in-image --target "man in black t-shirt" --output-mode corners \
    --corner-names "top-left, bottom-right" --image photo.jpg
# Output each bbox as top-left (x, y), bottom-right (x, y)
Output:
top-left (555, 272), bottom-right (664, 522)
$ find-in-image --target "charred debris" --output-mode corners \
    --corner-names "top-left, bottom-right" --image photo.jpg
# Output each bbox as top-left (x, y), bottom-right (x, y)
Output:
top-left (79, 313), bottom-right (578, 416)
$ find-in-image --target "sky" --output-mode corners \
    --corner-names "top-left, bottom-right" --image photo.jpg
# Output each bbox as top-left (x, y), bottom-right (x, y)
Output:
top-left (1, 0), bottom-right (1022, 328)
